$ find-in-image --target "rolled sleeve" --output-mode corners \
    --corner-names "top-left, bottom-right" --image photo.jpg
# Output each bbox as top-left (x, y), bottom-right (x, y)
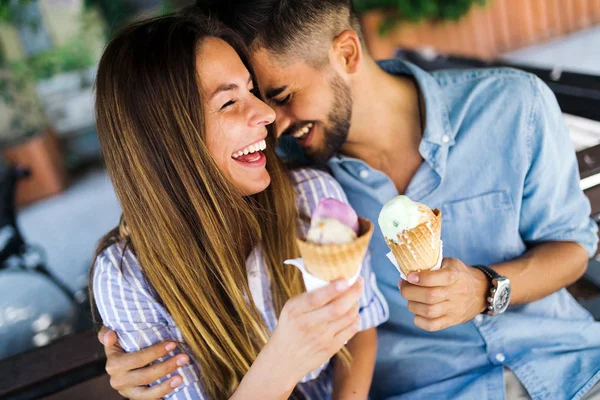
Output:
top-left (92, 244), bottom-right (207, 399)
top-left (357, 252), bottom-right (390, 330)
top-left (519, 77), bottom-right (598, 257)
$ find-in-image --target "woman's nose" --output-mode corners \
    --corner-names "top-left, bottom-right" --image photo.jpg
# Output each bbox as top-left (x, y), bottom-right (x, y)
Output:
top-left (249, 97), bottom-right (276, 127)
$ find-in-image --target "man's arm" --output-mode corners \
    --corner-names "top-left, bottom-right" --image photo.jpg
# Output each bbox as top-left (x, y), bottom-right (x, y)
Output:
top-left (400, 240), bottom-right (589, 331)
top-left (99, 328), bottom-right (185, 400)
top-left (400, 76), bottom-right (597, 332)
top-left (331, 328), bottom-right (377, 399)
top-left (493, 241), bottom-right (588, 304)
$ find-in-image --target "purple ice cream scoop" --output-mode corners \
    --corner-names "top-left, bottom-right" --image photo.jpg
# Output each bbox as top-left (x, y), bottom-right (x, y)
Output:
top-left (312, 198), bottom-right (359, 234)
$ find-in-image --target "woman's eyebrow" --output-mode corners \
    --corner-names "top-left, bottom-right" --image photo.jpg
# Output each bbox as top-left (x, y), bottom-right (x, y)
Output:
top-left (210, 76), bottom-right (253, 99)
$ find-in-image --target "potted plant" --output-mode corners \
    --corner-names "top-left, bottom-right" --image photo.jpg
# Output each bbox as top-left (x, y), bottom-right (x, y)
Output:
top-left (0, 2), bottom-right (68, 206)
top-left (0, 67), bottom-right (68, 206)
top-left (354, 0), bottom-right (488, 59)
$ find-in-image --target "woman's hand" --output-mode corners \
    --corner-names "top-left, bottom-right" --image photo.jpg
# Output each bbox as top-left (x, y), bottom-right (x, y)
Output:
top-left (234, 278), bottom-right (363, 398)
top-left (99, 278), bottom-right (363, 400)
top-left (273, 277), bottom-right (363, 380)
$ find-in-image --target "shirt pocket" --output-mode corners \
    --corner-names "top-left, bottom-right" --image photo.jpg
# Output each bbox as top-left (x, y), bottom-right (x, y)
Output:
top-left (441, 190), bottom-right (521, 265)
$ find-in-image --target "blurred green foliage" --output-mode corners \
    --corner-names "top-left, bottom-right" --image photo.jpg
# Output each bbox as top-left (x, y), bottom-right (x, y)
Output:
top-left (10, 36), bottom-right (95, 80)
top-left (85, 0), bottom-right (176, 35)
top-left (0, 0), bottom-right (33, 24)
top-left (353, 0), bottom-right (489, 33)
top-left (83, 0), bottom-right (134, 35)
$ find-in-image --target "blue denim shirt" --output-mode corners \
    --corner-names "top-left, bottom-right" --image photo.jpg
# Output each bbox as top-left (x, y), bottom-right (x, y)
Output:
top-left (325, 60), bottom-right (600, 400)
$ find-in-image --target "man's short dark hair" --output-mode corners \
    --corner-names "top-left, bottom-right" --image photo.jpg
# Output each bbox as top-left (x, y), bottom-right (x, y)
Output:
top-left (194, 0), bottom-right (364, 65)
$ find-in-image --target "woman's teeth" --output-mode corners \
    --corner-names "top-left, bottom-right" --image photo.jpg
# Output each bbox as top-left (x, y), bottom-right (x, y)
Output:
top-left (232, 139), bottom-right (267, 159)
top-left (293, 123), bottom-right (314, 139)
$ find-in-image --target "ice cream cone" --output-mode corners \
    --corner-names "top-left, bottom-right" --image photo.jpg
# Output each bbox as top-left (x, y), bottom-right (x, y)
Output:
top-left (385, 209), bottom-right (442, 277)
top-left (297, 217), bottom-right (373, 281)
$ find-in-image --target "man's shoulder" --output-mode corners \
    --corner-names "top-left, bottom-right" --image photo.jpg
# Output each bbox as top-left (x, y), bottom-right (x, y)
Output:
top-left (432, 66), bottom-right (536, 91)
top-left (432, 67), bottom-right (545, 143)
top-left (432, 67), bottom-right (539, 111)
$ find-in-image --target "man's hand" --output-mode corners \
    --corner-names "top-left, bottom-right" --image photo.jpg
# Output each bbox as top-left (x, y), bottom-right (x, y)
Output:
top-left (98, 327), bottom-right (189, 400)
top-left (399, 258), bottom-right (488, 331)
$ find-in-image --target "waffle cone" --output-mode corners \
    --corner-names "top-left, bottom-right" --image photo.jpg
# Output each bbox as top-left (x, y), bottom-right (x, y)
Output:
top-left (385, 209), bottom-right (442, 277)
top-left (296, 217), bottom-right (373, 281)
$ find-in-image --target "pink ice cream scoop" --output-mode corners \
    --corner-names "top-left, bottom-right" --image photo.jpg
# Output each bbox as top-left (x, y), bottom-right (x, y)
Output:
top-left (307, 198), bottom-right (360, 244)
top-left (312, 198), bottom-right (359, 233)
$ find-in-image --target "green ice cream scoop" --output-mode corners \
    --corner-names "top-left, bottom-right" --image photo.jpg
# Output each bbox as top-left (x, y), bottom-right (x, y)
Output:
top-left (378, 195), bottom-right (426, 240)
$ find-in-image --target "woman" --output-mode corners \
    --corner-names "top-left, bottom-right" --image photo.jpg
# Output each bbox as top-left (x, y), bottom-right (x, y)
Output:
top-left (92, 11), bottom-right (388, 400)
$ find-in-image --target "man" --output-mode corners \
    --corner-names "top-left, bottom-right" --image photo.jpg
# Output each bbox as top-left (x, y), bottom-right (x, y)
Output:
top-left (99, 1), bottom-right (600, 398)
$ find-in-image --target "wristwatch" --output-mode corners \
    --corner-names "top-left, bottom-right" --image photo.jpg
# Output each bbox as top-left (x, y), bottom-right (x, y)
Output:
top-left (471, 265), bottom-right (511, 316)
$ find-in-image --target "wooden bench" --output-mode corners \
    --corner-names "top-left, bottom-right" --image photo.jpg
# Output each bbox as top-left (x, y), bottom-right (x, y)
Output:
top-left (0, 328), bottom-right (123, 400)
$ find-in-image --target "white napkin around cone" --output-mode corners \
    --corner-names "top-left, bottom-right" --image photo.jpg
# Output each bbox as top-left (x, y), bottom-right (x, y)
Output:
top-left (386, 241), bottom-right (444, 280)
top-left (284, 258), bottom-right (361, 292)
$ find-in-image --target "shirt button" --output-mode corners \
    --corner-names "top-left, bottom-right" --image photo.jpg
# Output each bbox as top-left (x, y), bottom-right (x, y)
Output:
top-left (495, 353), bottom-right (506, 363)
top-left (474, 315), bottom-right (483, 324)
top-left (442, 135), bottom-right (450, 144)
top-left (359, 170), bottom-right (369, 179)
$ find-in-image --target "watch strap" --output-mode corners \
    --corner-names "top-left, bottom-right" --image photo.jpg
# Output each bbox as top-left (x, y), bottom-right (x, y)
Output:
top-left (471, 264), bottom-right (501, 281)
top-left (471, 264), bottom-right (497, 315)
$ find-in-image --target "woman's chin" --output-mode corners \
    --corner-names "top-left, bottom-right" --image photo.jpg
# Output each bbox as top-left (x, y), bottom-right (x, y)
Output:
top-left (237, 170), bottom-right (271, 196)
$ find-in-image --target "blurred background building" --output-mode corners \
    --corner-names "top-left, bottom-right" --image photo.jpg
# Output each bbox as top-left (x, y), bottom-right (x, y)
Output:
top-left (0, 1), bottom-right (599, 399)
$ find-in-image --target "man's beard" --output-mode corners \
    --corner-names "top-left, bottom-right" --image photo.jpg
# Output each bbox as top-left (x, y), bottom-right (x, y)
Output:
top-left (307, 73), bottom-right (352, 165)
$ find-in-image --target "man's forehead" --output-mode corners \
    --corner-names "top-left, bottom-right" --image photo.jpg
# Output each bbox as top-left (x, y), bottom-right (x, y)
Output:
top-left (251, 48), bottom-right (312, 93)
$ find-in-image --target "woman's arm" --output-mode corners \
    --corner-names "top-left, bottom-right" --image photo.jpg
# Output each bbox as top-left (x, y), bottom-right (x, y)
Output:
top-left (96, 244), bottom-right (365, 400)
top-left (93, 245), bottom-right (206, 399)
top-left (233, 279), bottom-right (364, 399)
top-left (331, 328), bottom-right (377, 399)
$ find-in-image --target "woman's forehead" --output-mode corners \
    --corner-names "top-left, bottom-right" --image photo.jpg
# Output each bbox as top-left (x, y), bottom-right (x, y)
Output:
top-left (195, 38), bottom-right (250, 92)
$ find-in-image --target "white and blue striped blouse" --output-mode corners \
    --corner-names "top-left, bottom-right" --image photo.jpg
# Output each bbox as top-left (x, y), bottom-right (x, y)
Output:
top-left (93, 168), bottom-right (389, 399)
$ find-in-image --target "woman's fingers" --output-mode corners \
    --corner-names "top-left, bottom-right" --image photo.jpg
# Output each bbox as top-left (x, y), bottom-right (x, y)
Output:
top-left (310, 278), bottom-right (363, 324)
top-left (332, 314), bottom-right (361, 349)
top-left (326, 301), bottom-right (360, 337)
top-left (301, 279), bottom-right (353, 311)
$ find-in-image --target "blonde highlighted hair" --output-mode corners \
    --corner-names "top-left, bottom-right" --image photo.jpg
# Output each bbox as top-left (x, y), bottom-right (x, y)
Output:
top-left (91, 11), bottom-right (312, 398)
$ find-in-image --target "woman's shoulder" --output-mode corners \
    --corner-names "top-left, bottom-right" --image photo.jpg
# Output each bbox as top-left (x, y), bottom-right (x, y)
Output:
top-left (288, 167), bottom-right (332, 184)
top-left (288, 167), bottom-right (346, 200)
top-left (93, 241), bottom-right (148, 293)
top-left (288, 167), bottom-right (349, 214)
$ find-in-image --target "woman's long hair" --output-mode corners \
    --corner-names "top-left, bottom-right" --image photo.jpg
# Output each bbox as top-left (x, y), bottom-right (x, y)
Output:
top-left (91, 11), bottom-right (309, 398)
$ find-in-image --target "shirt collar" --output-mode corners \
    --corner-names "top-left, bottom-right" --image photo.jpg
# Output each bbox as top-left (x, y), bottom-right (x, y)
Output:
top-left (376, 59), bottom-right (454, 147)
top-left (330, 59), bottom-right (454, 177)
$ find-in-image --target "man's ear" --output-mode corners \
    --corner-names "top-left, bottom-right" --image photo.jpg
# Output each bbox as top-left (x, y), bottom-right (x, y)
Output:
top-left (330, 29), bottom-right (362, 75)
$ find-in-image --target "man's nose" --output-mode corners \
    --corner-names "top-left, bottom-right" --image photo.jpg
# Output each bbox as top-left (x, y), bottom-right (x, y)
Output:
top-left (274, 108), bottom-right (292, 138)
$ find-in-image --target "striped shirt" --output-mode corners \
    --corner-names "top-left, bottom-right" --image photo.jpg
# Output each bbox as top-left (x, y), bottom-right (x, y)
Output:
top-left (93, 168), bottom-right (389, 399)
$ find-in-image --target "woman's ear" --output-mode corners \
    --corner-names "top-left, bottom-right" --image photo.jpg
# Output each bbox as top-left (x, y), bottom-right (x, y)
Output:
top-left (331, 29), bottom-right (362, 75)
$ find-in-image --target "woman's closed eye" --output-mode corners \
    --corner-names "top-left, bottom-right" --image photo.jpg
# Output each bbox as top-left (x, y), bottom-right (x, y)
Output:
top-left (220, 99), bottom-right (236, 110)
top-left (221, 88), bottom-right (259, 111)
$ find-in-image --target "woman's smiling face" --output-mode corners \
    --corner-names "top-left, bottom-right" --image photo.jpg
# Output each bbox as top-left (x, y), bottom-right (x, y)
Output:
top-left (196, 37), bottom-right (276, 196)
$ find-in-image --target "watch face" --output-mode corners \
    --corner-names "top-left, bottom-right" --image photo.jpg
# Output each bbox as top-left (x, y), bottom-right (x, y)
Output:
top-left (494, 284), bottom-right (511, 314)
